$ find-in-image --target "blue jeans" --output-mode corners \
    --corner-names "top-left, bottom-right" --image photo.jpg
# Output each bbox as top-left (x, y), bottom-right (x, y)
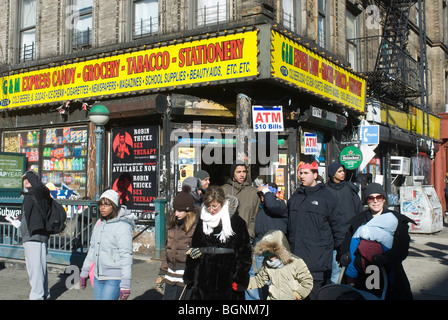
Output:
top-left (245, 255), bottom-right (265, 300)
top-left (331, 250), bottom-right (342, 284)
top-left (93, 278), bottom-right (121, 300)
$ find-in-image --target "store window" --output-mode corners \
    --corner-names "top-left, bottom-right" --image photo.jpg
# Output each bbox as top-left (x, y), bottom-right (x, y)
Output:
top-left (133, 0), bottom-right (159, 38)
top-left (1, 126), bottom-right (89, 198)
top-left (19, 0), bottom-right (37, 62)
top-left (3, 129), bottom-right (40, 173)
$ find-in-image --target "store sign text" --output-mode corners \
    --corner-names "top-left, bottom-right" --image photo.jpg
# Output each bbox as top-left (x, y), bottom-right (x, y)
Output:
top-left (1, 32), bottom-right (258, 109)
top-left (271, 30), bottom-right (366, 112)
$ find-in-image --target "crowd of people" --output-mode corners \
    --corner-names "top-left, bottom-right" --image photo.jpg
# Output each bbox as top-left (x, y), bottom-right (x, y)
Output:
top-left (18, 160), bottom-right (415, 300)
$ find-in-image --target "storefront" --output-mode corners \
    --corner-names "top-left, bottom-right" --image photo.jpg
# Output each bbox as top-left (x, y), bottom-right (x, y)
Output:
top-left (0, 23), bottom-right (367, 251)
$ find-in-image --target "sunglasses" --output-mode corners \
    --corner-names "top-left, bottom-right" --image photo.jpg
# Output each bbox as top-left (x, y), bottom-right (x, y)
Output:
top-left (367, 195), bottom-right (385, 203)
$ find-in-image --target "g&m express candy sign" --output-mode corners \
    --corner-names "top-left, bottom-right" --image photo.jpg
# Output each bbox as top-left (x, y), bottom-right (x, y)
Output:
top-left (252, 105), bottom-right (284, 132)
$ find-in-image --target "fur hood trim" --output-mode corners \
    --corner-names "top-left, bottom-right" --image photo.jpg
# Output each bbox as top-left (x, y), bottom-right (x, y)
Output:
top-left (254, 230), bottom-right (293, 265)
top-left (226, 195), bottom-right (239, 217)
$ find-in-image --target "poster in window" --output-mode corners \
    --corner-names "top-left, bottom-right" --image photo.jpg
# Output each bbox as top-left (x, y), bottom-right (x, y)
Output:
top-left (111, 126), bottom-right (158, 218)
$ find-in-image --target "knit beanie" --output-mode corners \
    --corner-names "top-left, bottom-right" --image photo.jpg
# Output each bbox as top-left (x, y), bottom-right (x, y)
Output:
top-left (328, 162), bottom-right (344, 178)
top-left (182, 177), bottom-right (202, 193)
top-left (173, 185), bottom-right (195, 212)
top-left (100, 189), bottom-right (120, 207)
top-left (194, 170), bottom-right (210, 181)
top-left (363, 183), bottom-right (386, 203)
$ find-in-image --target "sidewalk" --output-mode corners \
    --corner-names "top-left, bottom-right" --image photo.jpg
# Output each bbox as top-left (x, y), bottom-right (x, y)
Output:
top-left (1, 227), bottom-right (448, 300)
top-left (0, 254), bottom-right (163, 300)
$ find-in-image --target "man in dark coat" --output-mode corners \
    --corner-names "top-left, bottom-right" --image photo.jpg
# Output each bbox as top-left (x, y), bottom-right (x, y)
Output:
top-left (254, 182), bottom-right (288, 246)
top-left (326, 162), bottom-right (364, 283)
top-left (287, 161), bottom-right (347, 299)
top-left (20, 170), bottom-right (52, 300)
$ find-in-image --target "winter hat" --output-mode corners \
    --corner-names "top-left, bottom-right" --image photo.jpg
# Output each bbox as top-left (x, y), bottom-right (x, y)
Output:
top-left (173, 185), bottom-right (195, 212)
top-left (230, 161), bottom-right (247, 178)
top-left (363, 183), bottom-right (387, 203)
top-left (194, 170), bottom-right (210, 181)
top-left (328, 162), bottom-right (344, 178)
top-left (100, 189), bottom-right (120, 207)
top-left (182, 177), bottom-right (202, 193)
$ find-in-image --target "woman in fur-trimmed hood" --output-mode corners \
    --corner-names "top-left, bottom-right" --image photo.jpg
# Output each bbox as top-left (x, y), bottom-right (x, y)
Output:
top-left (248, 230), bottom-right (314, 300)
top-left (183, 186), bottom-right (252, 300)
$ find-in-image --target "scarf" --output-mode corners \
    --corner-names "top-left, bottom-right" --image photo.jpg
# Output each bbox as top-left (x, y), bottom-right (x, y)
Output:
top-left (201, 200), bottom-right (235, 243)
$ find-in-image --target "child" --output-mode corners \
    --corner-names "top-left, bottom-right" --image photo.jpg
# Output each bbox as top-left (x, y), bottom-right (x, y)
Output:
top-left (247, 230), bottom-right (313, 300)
top-left (345, 211), bottom-right (398, 282)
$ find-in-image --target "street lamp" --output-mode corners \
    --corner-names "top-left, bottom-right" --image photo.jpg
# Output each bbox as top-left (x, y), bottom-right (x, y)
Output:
top-left (89, 104), bottom-right (110, 200)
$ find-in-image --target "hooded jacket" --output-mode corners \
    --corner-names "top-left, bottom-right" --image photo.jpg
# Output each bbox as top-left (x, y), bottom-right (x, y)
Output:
top-left (326, 180), bottom-right (364, 223)
top-left (81, 207), bottom-right (135, 289)
top-left (249, 230), bottom-right (313, 300)
top-left (254, 191), bottom-right (288, 245)
top-left (287, 183), bottom-right (347, 278)
top-left (183, 196), bottom-right (252, 300)
top-left (221, 162), bottom-right (260, 238)
top-left (20, 171), bottom-right (51, 243)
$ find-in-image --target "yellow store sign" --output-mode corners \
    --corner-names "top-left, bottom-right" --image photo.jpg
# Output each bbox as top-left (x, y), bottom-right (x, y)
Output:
top-left (0, 31), bottom-right (259, 109)
top-left (271, 30), bottom-right (366, 113)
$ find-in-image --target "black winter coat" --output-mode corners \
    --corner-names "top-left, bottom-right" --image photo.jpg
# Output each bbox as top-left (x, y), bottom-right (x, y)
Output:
top-left (326, 180), bottom-right (364, 224)
top-left (287, 183), bottom-right (347, 278)
top-left (339, 209), bottom-right (415, 300)
top-left (21, 171), bottom-right (51, 242)
top-left (254, 192), bottom-right (288, 245)
top-left (183, 197), bottom-right (252, 300)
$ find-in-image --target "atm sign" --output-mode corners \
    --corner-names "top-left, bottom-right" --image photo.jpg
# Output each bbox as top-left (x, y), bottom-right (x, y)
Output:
top-left (252, 105), bottom-right (284, 132)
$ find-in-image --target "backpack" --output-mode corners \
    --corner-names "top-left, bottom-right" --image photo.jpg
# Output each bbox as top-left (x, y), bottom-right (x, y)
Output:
top-left (45, 198), bottom-right (67, 234)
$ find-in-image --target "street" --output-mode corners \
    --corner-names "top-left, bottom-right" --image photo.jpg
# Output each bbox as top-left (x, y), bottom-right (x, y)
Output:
top-left (0, 226), bottom-right (447, 301)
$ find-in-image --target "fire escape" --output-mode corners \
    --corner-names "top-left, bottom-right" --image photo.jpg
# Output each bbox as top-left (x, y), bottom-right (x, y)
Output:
top-left (351, 0), bottom-right (430, 136)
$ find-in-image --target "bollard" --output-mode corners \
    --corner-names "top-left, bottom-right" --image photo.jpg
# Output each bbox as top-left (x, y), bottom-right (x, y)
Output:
top-left (154, 197), bottom-right (167, 259)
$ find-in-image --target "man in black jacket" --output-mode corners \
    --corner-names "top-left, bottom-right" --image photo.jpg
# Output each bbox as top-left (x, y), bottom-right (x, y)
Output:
top-left (326, 162), bottom-right (363, 283)
top-left (20, 170), bottom-right (52, 300)
top-left (287, 161), bottom-right (347, 299)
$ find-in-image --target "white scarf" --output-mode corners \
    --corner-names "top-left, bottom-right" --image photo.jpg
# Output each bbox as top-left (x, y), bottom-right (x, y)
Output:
top-left (201, 200), bottom-right (235, 243)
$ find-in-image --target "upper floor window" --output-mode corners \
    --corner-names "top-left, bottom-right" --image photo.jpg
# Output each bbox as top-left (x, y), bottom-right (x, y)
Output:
top-left (19, 0), bottom-right (37, 62)
top-left (133, 0), bottom-right (159, 38)
top-left (346, 9), bottom-right (358, 70)
top-left (196, 0), bottom-right (227, 27)
top-left (282, 0), bottom-right (295, 32)
top-left (71, 0), bottom-right (92, 50)
top-left (317, 0), bottom-right (327, 48)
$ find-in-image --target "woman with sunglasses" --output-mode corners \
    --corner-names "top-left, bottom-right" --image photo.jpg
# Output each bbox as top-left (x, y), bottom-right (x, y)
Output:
top-left (337, 183), bottom-right (415, 300)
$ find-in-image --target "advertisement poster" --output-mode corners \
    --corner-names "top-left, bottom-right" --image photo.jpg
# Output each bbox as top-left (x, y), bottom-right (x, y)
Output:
top-left (111, 126), bottom-right (158, 217)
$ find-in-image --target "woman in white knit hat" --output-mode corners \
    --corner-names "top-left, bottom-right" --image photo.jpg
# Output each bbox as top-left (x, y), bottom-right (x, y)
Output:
top-left (79, 189), bottom-right (135, 300)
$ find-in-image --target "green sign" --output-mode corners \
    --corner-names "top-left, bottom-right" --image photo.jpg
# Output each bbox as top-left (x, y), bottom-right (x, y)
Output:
top-left (0, 153), bottom-right (26, 197)
top-left (340, 146), bottom-right (363, 170)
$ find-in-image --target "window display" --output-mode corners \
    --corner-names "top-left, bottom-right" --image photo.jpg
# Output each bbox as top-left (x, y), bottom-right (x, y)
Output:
top-left (42, 126), bottom-right (88, 198)
top-left (2, 130), bottom-right (40, 173)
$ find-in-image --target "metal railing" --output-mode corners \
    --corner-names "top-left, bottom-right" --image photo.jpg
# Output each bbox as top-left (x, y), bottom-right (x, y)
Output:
top-left (0, 199), bottom-right (98, 265)
top-left (196, 2), bottom-right (227, 27)
top-left (19, 42), bottom-right (35, 62)
top-left (133, 16), bottom-right (159, 38)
